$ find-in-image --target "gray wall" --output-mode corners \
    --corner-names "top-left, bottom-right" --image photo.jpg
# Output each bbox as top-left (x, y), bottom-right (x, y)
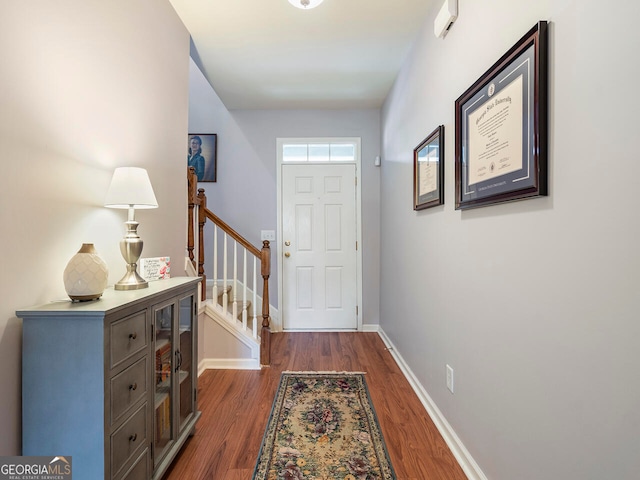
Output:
top-left (381, 1), bottom-right (640, 479)
top-left (189, 60), bottom-right (382, 326)
top-left (0, 0), bottom-right (190, 455)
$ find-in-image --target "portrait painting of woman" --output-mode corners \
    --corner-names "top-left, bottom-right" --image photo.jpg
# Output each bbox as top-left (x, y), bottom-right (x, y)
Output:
top-left (188, 133), bottom-right (217, 182)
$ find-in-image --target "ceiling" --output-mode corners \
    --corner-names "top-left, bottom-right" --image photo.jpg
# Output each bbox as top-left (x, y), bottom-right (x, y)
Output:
top-left (169, 0), bottom-right (435, 110)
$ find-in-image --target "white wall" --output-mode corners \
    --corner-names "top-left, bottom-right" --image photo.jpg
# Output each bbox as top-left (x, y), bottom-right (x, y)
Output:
top-left (381, 1), bottom-right (640, 479)
top-left (189, 60), bottom-right (382, 325)
top-left (0, 0), bottom-right (190, 455)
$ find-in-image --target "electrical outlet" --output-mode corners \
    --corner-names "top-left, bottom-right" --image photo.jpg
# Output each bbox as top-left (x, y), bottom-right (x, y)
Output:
top-left (446, 364), bottom-right (454, 393)
top-left (261, 230), bottom-right (276, 241)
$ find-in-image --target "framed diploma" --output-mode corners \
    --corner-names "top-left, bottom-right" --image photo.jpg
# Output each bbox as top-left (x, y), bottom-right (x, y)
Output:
top-left (455, 21), bottom-right (548, 210)
top-left (413, 125), bottom-right (444, 210)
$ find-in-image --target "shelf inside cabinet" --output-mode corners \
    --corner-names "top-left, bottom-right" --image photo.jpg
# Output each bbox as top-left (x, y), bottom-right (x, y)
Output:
top-left (155, 390), bottom-right (170, 410)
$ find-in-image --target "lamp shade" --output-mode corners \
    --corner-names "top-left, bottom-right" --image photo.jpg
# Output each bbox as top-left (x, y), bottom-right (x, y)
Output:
top-left (104, 167), bottom-right (158, 209)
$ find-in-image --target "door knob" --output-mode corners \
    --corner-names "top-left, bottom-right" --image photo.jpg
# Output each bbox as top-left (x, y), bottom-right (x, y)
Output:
top-left (284, 252), bottom-right (291, 257)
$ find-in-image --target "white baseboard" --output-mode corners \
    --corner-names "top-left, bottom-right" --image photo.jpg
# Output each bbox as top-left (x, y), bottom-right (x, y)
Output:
top-left (362, 323), bottom-right (380, 332)
top-left (377, 328), bottom-right (488, 480)
top-left (198, 358), bottom-right (260, 375)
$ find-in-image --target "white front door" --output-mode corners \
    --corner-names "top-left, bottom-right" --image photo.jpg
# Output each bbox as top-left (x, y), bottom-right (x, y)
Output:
top-left (281, 163), bottom-right (357, 330)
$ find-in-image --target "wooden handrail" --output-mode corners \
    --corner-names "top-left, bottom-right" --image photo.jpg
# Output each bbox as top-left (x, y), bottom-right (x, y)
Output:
top-left (201, 208), bottom-right (261, 258)
top-left (187, 167), bottom-right (271, 366)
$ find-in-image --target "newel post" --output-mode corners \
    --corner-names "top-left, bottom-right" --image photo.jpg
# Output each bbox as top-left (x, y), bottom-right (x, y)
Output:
top-left (197, 188), bottom-right (207, 300)
top-left (187, 167), bottom-right (197, 268)
top-left (260, 240), bottom-right (271, 366)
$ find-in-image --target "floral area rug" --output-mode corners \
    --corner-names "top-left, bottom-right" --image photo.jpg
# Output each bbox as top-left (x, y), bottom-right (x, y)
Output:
top-left (252, 372), bottom-right (396, 480)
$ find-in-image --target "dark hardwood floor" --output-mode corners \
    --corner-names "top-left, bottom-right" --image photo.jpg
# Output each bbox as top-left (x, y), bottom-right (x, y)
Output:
top-left (163, 332), bottom-right (467, 480)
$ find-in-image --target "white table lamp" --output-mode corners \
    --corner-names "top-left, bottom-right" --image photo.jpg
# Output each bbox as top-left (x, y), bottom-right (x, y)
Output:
top-left (105, 167), bottom-right (158, 290)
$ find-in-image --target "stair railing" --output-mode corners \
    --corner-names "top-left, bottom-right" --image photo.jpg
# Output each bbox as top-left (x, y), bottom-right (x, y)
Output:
top-left (187, 167), bottom-right (271, 366)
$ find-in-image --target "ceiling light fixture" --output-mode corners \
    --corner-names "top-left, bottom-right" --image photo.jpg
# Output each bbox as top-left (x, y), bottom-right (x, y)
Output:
top-left (288, 0), bottom-right (324, 9)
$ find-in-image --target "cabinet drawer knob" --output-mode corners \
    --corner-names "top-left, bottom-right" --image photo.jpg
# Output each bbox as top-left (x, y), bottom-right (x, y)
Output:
top-left (129, 332), bottom-right (137, 340)
top-left (129, 382), bottom-right (138, 391)
top-left (129, 433), bottom-right (137, 442)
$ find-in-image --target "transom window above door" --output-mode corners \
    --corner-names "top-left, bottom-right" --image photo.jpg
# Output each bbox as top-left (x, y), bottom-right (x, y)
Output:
top-left (282, 141), bottom-right (357, 163)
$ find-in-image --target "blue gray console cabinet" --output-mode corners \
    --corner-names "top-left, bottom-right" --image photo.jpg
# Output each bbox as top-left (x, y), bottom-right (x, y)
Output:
top-left (18, 276), bottom-right (201, 480)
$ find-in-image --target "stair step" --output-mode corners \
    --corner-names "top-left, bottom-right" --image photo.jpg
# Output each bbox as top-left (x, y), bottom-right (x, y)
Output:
top-left (206, 300), bottom-right (260, 340)
top-left (215, 285), bottom-right (251, 308)
top-left (202, 283), bottom-right (265, 346)
top-left (224, 300), bottom-right (253, 319)
top-left (207, 283), bottom-right (259, 330)
top-left (216, 285), bottom-right (231, 298)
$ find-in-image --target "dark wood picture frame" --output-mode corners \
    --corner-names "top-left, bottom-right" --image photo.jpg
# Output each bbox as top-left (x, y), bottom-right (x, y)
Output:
top-left (188, 133), bottom-right (217, 182)
top-left (455, 21), bottom-right (548, 210)
top-left (413, 125), bottom-right (445, 210)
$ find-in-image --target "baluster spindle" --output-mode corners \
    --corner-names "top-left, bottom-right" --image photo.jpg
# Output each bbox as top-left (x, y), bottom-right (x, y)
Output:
top-left (213, 224), bottom-right (218, 302)
top-left (242, 249), bottom-right (248, 330)
top-left (232, 241), bottom-right (238, 321)
top-left (223, 234), bottom-right (228, 315)
top-left (252, 256), bottom-right (257, 339)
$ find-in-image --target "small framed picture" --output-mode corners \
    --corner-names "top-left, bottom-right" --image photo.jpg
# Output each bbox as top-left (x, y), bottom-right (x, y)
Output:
top-left (188, 133), bottom-right (217, 182)
top-left (413, 125), bottom-right (444, 210)
top-left (139, 257), bottom-right (171, 281)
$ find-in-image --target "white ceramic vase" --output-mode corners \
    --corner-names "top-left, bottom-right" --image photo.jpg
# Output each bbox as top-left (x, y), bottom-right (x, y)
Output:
top-left (63, 243), bottom-right (109, 301)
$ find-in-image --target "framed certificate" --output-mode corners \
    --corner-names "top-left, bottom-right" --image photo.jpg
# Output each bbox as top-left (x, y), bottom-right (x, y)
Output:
top-left (455, 21), bottom-right (548, 210)
top-left (413, 125), bottom-right (444, 210)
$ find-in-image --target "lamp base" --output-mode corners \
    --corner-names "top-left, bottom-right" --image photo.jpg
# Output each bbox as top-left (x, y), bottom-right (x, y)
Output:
top-left (114, 264), bottom-right (148, 290)
top-left (115, 219), bottom-right (148, 290)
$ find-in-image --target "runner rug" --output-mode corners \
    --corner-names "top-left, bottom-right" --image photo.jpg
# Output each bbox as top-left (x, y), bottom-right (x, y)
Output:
top-left (252, 371), bottom-right (396, 480)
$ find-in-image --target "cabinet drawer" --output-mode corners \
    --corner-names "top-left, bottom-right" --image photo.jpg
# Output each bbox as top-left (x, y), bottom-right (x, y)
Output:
top-left (111, 310), bottom-right (148, 369)
top-left (118, 448), bottom-right (149, 480)
top-left (111, 357), bottom-right (148, 425)
top-left (111, 403), bottom-right (148, 478)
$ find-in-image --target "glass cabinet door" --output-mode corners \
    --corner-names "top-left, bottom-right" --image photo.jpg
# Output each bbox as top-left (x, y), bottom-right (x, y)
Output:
top-left (154, 303), bottom-right (174, 463)
top-left (178, 294), bottom-right (195, 433)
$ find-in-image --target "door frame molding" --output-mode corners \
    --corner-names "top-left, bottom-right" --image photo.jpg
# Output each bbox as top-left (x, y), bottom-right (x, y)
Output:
top-left (276, 137), bottom-right (363, 331)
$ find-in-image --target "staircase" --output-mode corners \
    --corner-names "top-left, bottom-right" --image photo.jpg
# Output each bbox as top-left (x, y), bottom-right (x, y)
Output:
top-left (187, 167), bottom-right (272, 367)
top-left (196, 281), bottom-right (262, 369)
